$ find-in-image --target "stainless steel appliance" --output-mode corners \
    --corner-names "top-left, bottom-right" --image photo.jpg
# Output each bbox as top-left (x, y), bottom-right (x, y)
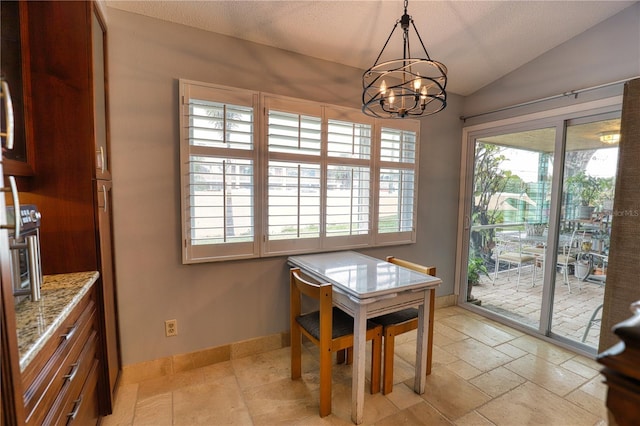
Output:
top-left (6, 203), bottom-right (42, 301)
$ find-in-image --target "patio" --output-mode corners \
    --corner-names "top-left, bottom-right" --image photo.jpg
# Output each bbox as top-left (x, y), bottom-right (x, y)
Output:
top-left (468, 264), bottom-right (605, 349)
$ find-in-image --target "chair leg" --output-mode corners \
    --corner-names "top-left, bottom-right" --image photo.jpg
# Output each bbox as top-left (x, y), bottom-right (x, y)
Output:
top-left (582, 304), bottom-right (604, 342)
top-left (291, 325), bottom-right (302, 380)
top-left (337, 349), bottom-right (346, 364)
top-left (382, 328), bottom-right (396, 395)
top-left (319, 347), bottom-right (332, 417)
top-left (427, 290), bottom-right (435, 376)
top-left (370, 329), bottom-right (382, 394)
top-left (565, 267), bottom-right (572, 293)
top-left (346, 347), bottom-right (353, 365)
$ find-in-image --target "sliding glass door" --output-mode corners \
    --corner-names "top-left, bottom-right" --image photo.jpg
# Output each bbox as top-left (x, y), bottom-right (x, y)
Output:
top-left (550, 115), bottom-right (619, 347)
top-left (461, 111), bottom-right (620, 353)
top-left (466, 126), bottom-right (556, 331)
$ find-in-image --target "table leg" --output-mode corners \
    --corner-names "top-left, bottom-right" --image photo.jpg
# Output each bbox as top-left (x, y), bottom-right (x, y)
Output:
top-left (414, 289), bottom-right (431, 394)
top-left (351, 308), bottom-right (367, 424)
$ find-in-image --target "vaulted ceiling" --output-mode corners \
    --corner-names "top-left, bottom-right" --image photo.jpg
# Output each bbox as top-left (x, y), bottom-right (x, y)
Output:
top-left (105, 1), bottom-right (635, 96)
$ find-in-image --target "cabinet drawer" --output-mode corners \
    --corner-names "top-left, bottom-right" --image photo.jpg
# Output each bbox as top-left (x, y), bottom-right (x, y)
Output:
top-left (43, 331), bottom-right (99, 425)
top-left (23, 289), bottom-right (96, 424)
top-left (67, 360), bottom-right (100, 426)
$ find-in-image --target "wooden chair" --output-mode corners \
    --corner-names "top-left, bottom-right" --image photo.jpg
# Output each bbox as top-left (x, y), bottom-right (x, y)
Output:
top-left (289, 267), bottom-right (382, 417)
top-left (372, 256), bottom-right (436, 395)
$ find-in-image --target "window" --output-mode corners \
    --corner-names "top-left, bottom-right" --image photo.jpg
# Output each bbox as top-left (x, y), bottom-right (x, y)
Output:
top-left (180, 80), bottom-right (419, 263)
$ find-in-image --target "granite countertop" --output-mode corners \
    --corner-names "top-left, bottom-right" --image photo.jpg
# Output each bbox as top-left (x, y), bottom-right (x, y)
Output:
top-left (14, 271), bottom-right (99, 371)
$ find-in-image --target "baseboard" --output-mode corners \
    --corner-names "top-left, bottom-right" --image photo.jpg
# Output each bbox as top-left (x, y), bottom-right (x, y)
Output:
top-left (120, 294), bottom-right (453, 384)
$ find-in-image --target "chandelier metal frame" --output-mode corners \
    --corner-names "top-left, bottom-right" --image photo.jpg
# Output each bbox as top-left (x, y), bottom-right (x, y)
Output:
top-left (362, 0), bottom-right (447, 118)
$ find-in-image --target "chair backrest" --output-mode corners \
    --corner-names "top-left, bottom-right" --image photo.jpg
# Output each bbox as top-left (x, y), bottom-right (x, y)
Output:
top-left (560, 229), bottom-right (580, 262)
top-left (494, 230), bottom-right (524, 254)
top-left (385, 256), bottom-right (436, 276)
top-left (290, 267), bottom-right (334, 343)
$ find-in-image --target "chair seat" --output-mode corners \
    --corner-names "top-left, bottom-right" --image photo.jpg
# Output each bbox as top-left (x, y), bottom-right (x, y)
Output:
top-left (297, 307), bottom-right (379, 340)
top-left (500, 252), bottom-right (535, 263)
top-left (372, 308), bottom-right (418, 327)
top-left (522, 246), bottom-right (546, 255)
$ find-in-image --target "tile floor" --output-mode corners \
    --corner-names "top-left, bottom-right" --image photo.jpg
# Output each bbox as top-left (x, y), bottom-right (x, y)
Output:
top-left (471, 265), bottom-right (605, 347)
top-left (102, 306), bottom-right (608, 425)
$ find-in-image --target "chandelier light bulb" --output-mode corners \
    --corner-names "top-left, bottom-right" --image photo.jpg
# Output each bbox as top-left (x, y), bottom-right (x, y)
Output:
top-left (414, 73), bottom-right (422, 91)
top-left (380, 80), bottom-right (387, 95)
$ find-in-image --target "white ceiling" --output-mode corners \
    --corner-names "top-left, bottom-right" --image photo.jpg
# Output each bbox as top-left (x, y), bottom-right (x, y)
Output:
top-left (105, 0), bottom-right (636, 96)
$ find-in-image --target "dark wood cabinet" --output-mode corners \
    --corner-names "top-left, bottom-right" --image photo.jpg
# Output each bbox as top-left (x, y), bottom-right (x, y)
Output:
top-left (22, 288), bottom-right (99, 425)
top-left (598, 301), bottom-right (640, 426)
top-left (0, 1), bottom-right (35, 177)
top-left (1, 0), bottom-right (120, 421)
top-left (96, 179), bottom-right (119, 409)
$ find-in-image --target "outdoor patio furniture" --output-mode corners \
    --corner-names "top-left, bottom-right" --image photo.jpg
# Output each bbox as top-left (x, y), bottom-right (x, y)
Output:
top-left (492, 232), bottom-right (536, 290)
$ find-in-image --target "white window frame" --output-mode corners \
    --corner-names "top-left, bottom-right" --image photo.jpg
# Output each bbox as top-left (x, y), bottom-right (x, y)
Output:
top-left (180, 79), bottom-right (420, 263)
top-left (375, 119), bottom-right (421, 246)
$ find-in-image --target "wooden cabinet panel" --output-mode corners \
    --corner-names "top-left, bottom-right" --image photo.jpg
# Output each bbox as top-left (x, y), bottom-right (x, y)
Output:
top-left (92, 6), bottom-right (111, 180)
top-left (96, 180), bottom-right (119, 410)
top-left (2, 1), bottom-right (119, 422)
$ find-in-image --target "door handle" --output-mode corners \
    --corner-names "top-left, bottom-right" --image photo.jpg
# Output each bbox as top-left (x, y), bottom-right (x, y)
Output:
top-left (1, 177), bottom-right (21, 239)
top-left (1, 81), bottom-right (14, 150)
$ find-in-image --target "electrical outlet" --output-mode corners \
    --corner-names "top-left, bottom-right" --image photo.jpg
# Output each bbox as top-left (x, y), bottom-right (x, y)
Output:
top-left (165, 319), bottom-right (178, 337)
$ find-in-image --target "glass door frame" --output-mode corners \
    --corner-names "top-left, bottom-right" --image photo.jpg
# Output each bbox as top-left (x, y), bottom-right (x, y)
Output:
top-left (455, 97), bottom-right (622, 356)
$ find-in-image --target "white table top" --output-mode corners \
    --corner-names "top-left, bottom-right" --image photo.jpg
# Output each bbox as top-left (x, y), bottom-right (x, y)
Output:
top-left (288, 251), bottom-right (440, 300)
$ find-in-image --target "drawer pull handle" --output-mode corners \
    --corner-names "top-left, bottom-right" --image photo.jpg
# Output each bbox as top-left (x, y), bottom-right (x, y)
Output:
top-left (61, 324), bottom-right (78, 341)
top-left (67, 395), bottom-right (83, 421)
top-left (64, 362), bottom-right (80, 382)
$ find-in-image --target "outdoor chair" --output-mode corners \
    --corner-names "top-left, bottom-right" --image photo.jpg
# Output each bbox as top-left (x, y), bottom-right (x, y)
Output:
top-left (492, 231), bottom-right (536, 290)
top-left (524, 229), bottom-right (580, 293)
top-left (289, 267), bottom-right (382, 417)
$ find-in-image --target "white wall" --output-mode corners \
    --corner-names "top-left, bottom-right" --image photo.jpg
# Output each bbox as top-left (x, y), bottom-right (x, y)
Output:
top-left (463, 2), bottom-right (640, 123)
top-left (107, 8), bottom-right (463, 365)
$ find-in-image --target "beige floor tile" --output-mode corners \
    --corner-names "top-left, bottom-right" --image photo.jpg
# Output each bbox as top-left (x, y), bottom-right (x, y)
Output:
top-left (172, 375), bottom-right (252, 425)
top-left (477, 381), bottom-right (599, 426)
top-left (329, 380), bottom-right (399, 425)
top-left (132, 392), bottom-right (173, 426)
top-left (107, 306), bottom-right (608, 426)
top-left (508, 335), bottom-right (575, 365)
top-left (564, 375), bottom-right (608, 418)
top-left (469, 366), bottom-right (526, 398)
top-left (241, 376), bottom-right (320, 424)
top-left (454, 410), bottom-right (496, 426)
top-left (441, 339), bottom-right (514, 372)
top-left (440, 314), bottom-right (518, 347)
top-left (503, 354), bottom-right (588, 397)
top-left (493, 342), bottom-right (528, 359)
top-left (424, 343), bottom-right (460, 369)
top-left (560, 357), bottom-right (601, 379)
top-left (434, 322), bottom-right (471, 343)
top-left (418, 366), bottom-right (491, 420)
top-left (374, 401), bottom-right (453, 425)
top-left (232, 346), bottom-right (297, 390)
top-left (445, 359), bottom-right (483, 380)
top-left (101, 382), bottom-right (138, 426)
top-left (384, 382), bottom-right (426, 410)
top-left (198, 359), bottom-right (237, 383)
top-left (571, 354), bottom-right (602, 370)
top-left (136, 367), bottom-right (204, 402)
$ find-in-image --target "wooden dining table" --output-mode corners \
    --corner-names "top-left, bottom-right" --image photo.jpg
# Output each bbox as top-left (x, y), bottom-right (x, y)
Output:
top-left (288, 251), bottom-right (441, 424)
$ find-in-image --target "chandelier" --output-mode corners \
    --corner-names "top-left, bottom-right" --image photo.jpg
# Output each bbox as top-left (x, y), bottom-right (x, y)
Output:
top-left (362, 0), bottom-right (447, 118)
